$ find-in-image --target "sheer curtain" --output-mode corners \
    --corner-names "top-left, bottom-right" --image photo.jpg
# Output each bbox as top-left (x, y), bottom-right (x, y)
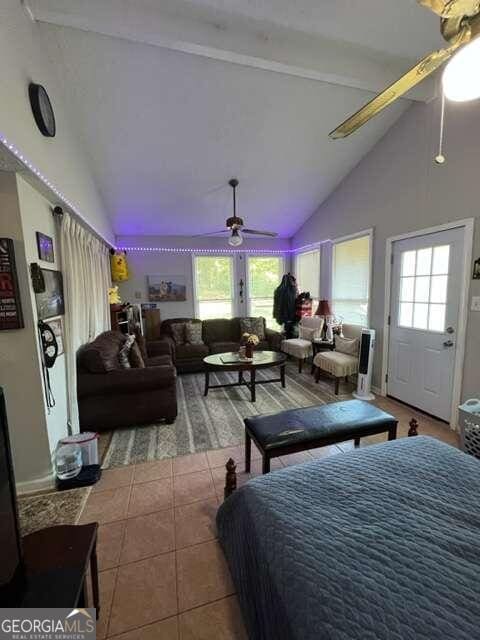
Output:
top-left (60, 212), bottom-right (111, 433)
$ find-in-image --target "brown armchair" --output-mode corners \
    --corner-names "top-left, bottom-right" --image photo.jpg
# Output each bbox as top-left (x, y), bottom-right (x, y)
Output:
top-left (77, 331), bottom-right (177, 431)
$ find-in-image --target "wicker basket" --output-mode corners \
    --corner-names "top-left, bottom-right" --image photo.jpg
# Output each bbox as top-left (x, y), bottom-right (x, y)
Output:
top-left (458, 399), bottom-right (480, 459)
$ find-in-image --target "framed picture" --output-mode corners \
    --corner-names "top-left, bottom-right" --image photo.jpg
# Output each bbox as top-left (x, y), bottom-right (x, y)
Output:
top-left (148, 275), bottom-right (187, 302)
top-left (35, 269), bottom-right (65, 320)
top-left (47, 316), bottom-right (64, 356)
top-left (36, 232), bottom-right (54, 263)
top-left (0, 238), bottom-right (24, 330)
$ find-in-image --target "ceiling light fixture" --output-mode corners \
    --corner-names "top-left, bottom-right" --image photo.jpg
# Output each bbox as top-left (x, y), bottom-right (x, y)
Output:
top-left (443, 37), bottom-right (480, 102)
top-left (228, 228), bottom-right (243, 247)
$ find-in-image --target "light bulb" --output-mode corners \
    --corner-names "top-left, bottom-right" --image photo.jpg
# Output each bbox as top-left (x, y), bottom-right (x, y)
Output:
top-left (443, 38), bottom-right (480, 102)
top-left (228, 228), bottom-right (243, 247)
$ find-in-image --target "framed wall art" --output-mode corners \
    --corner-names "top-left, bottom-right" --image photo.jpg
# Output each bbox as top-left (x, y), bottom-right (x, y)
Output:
top-left (36, 232), bottom-right (54, 263)
top-left (35, 269), bottom-right (64, 320)
top-left (0, 238), bottom-right (24, 330)
top-left (147, 275), bottom-right (187, 302)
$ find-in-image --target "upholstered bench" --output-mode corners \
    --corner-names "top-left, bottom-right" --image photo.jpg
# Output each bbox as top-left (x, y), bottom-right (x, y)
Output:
top-left (244, 399), bottom-right (398, 474)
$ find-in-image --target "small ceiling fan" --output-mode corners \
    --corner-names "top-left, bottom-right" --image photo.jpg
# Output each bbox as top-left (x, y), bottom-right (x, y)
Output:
top-left (196, 179), bottom-right (278, 246)
top-left (329, 0), bottom-right (480, 140)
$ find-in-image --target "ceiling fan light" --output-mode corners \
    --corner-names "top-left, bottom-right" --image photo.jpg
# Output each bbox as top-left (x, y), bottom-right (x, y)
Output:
top-left (443, 38), bottom-right (480, 102)
top-left (228, 228), bottom-right (243, 247)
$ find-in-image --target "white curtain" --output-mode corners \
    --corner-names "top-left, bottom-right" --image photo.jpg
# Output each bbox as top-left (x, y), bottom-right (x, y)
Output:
top-left (60, 212), bottom-right (111, 433)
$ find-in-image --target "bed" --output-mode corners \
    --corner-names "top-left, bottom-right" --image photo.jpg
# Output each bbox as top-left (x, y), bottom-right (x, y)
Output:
top-left (216, 436), bottom-right (480, 640)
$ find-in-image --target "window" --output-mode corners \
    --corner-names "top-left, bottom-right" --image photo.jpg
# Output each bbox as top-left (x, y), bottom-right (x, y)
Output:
top-left (398, 245), bottom-right (449, 332)
top-left (247, 256), bottom-right (284, 329)
top-left (194, 255), bottom-right (234, 319)
top-left (332, 234), bottom-right (370, 326)
top-left (295, 250), bottom-right (320, 299)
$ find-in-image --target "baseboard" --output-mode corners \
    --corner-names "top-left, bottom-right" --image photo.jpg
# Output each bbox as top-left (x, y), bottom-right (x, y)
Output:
top-left (16, 472), bottom-right (56, 496)
top-left (371, 385), bottom-right (384, 397)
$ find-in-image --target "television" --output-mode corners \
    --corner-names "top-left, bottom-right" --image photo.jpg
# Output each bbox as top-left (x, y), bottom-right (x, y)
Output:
top-left (0, 387), bottom-right (25, 605)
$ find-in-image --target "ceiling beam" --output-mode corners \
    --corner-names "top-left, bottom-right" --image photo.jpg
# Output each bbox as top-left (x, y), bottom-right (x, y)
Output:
top-left (28, 0), bottom-right (435, 102)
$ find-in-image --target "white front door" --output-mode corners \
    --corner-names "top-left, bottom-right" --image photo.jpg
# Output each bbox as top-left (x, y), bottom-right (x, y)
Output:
top-left (387, 227), bottom-right (465, 422)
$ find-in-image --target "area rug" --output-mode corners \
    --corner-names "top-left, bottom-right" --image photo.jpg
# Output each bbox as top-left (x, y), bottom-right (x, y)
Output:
top-left (18, 487), bottom-right (90, 536)
top-left (103, 362), bottom-right (354, 469)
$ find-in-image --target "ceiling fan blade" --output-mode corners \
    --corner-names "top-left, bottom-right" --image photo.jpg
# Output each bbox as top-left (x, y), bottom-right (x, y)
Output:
top-left (242, 228), bottom-right (278, 237)
top-left (329, 28), bottom-right (470, 140)
top-left (191, 230), bottom-right (229, 237)
top-left (417, 0), bottom-right (480, 18)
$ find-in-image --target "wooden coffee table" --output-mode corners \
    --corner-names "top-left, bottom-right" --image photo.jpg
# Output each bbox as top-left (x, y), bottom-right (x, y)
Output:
top-left (203, 351), bottom-right (287, 402)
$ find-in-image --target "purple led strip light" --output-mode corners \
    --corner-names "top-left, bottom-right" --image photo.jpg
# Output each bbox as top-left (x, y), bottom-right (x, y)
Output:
top-left (118, 239), bottom-right (331, 255)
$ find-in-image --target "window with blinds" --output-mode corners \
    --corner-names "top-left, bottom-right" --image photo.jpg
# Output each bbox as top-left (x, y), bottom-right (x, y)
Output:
top-left (295, 249), bottom-right (320, 299)
top-left (332, 235), bottom-right (370, 326)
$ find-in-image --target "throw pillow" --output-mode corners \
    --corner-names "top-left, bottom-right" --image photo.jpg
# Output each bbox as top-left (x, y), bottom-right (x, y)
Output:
top-left (185, 321), bottom-right (203, 345)
top-left (118, 334), bottom-right (135, 369)
top-left (335, 336), bottom-right (359, 356)
top-left (298, 325), bottom-right (316, 341)
top-left (129, 340), bottom-right (146, 368)
top-left (171, 322), bottom-right (186, 344)
top-left (240, 317), bottom-right (265, 340)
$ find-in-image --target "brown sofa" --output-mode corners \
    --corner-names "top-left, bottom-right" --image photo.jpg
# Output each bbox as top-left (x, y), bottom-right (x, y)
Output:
top-left (156, 317), bottom-right (283, 373)
top-left (77, 331), bottom-right (177, 431)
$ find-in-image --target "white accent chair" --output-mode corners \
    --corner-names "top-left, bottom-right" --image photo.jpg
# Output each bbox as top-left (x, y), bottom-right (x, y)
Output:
top-left (313, 323), bottom-right (362, 395)
top-left (281, 316), bottom-right (324, 373)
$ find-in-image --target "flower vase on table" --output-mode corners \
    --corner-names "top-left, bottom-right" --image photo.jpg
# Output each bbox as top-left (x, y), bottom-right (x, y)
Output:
top-left (242, 333), bottom-right (260, 361)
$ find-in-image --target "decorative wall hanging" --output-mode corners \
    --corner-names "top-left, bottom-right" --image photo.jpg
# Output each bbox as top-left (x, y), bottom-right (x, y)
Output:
top-left (36, 232), bottom-right (54, 262)
top-left (473, 258), bottom-right (480, 279)
top-left (30, 262), bottom-right (46, 293)
top-left (148, 275), bottom-right (186, 302)
top-left (35, 269), bottom-right (65, 320)
top-left (110, 250), bottom-right (129, 282)
top-left (47, 316), bottom-right (64, 356)
top-left (0, 238), bottom-right (24, 330)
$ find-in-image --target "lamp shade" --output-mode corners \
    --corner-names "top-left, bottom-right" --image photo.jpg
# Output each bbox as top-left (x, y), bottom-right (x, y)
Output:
top-left (315, 299), bottom-right (332, 317)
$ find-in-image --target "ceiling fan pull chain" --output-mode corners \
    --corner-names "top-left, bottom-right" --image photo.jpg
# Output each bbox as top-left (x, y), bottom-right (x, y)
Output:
top-left (435, 91), bottom-right (447, 165)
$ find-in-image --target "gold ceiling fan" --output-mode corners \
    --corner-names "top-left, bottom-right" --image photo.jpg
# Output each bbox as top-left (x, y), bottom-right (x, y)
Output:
top-left (329, 0), bottom-right (480, 139)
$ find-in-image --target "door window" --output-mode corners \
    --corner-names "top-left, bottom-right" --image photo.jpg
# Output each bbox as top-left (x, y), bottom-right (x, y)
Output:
top-left (398, 245), bottom-right (450, 332)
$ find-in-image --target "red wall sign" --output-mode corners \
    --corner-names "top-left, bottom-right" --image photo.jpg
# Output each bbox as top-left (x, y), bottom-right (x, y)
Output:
top-left (0, 238), bottom-right (24, 330)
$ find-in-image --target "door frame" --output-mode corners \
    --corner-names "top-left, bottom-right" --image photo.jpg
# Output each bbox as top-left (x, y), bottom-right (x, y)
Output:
top-left (381, 218), bottom-right (474, 428)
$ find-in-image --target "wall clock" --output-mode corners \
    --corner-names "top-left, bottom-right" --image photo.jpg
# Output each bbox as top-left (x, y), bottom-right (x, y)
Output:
top-left (28, 83), bottom-right (56, 137)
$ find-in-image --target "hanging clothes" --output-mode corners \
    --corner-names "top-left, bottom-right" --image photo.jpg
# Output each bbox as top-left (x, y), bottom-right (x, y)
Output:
top-left (273, 274), bottom-right (297, 336)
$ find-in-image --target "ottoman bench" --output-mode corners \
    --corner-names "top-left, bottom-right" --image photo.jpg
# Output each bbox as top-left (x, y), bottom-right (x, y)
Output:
top-left (244, 399), bottom-right (398, 474)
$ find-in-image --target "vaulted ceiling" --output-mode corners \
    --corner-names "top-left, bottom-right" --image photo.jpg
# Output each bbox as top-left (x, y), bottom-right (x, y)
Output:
top-left (28, 0), bottom-right (444, 237)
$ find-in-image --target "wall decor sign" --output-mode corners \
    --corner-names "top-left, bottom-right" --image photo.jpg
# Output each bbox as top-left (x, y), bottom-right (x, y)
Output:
top-left (0, 238), bottom-right (24, 330)
top-left (473, 258), bottom-right (480, 280)
top-left (36, 232), bottom-right (54, 263)
top-left (35, 268), bottom-right (65, 320)
top-left (148, 275), bottom-right (187, 302)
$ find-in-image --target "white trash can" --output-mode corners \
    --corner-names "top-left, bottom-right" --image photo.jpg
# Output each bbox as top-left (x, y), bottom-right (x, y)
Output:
top-left (458, 399), bottom-right (480, 459)
top-left (60, 432), bottom-right (99, 466)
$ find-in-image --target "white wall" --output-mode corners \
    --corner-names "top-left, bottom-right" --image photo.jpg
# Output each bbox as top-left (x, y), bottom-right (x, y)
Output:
top-left (0, 172), bottom-right (53, 489)
top-left (0, 0), bottom-right (113, 244)
top-left (116, 235), bottom-right (291, 320)
top-left (16, 176), bottom-right (69, 456)
top-left (293, 98), bottom-right (480, 402)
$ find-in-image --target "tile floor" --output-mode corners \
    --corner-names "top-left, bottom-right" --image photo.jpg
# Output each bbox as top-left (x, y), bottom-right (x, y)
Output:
top-left (79, 396), bottom-right (459, 639)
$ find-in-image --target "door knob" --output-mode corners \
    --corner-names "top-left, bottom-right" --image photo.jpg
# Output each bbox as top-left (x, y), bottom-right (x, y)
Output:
top-left (443, 340), bottom-right (454, 348)
top-left (446, 326), bottom-right (455, 334)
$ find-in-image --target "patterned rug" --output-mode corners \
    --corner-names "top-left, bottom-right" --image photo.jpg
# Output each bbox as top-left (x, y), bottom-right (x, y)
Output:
top-left (18, 487), bottom-right (90, 536)
top-left (103, 362), bottom-right (354, 469)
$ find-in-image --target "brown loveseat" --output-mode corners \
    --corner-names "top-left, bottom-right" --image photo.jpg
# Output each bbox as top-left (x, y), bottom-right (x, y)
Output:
top-left (77, 331), bottom-right (177, 431)
top-left (156, 317), bottom-right (282, 373)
